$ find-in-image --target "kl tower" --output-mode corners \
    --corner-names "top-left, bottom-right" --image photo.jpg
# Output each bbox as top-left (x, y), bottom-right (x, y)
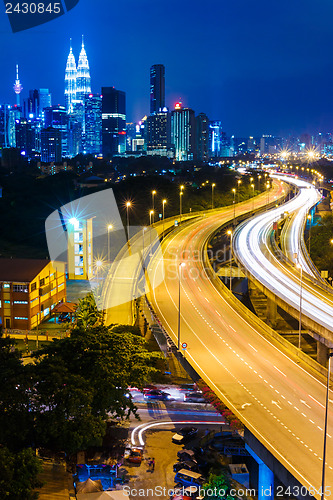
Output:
top-left (13, 64), bottom-right (23, 106)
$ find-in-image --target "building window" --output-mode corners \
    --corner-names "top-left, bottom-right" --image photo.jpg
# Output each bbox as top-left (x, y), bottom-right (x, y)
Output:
top-left (40, 278), bottom-right (45, 287)
top-left (13, 285), bottom-right (28, 293)
top-left (14, 317), bottom-right (28, 320)
top-left (31, 282), bottom-right (36, 292)
top-left (14, 300), bottom-right (28, 304)
top-left (3, 283), bottom-right (10, 289)
top-left (4, 300), bottom-right (10, 304)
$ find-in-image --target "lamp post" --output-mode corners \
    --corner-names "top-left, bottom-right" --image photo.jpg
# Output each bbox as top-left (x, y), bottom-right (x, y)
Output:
top-left (152, 190), bottom-right (156, 223)
top-left (162, 199), bottom-right (167, 235)
top-left (321, 350), bottom-right (333, 500)
top-left (142, 226), bottom-right (147, 271)
top-left (258, 175), bottom-right (262, 192)
top-left (296, 262), bottom-right (303, 350)
top-left (237, 180), bottom-right (241, 204)
top-left (149, 210), bottom-right (154, 256)
top-left (107, 224), bottom-right (113, 263)
top-left (211, 183), bottom-right (216, 210)
top-left (232, 188), bottom-right (236, 225)
top-left (126, 201), bottom-right (131, 241)
top-left (180, 185), bottom-right (184, 224)
top-left (227, 230), bottom-right (232, 291)
top-left (307, 214), bottom-right (312, 255)
top-left (249, 177), bottom-right (254, 199)
top-left (251, 183), bottom-right (255, 211)
top-left (177, 262), bottom-right (186, 350)
top-left (266, 182), bottom-right (270, 206)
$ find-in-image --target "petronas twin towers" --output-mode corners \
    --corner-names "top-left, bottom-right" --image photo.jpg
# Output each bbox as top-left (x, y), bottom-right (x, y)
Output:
top-left (64, 36), bottom-right (91, 113)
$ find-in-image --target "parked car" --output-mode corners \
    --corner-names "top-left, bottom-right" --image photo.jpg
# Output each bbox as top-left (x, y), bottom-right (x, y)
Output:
top-left (127, 447), bottom-right (143, 464)
top-left (184, 391), bottom-right (206, 403)
top-left (173, 460), bottom-right (199, 473)
top-left (142, 384), bottom-right (158, 394)
top-left (144, 389), bottom-right (171, 401)
top-left (172, 427), bottom-right (198, 444)
top-left (58, 312), bottom-right (70, 323)
top-left (174, 469), bottom-right (204, 489)
top-left (177, 449), bottom-right (197, 462)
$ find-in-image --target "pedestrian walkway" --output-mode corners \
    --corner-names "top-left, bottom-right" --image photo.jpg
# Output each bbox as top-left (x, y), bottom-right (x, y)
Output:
top-left (36, 462), bottom-right (70, 499)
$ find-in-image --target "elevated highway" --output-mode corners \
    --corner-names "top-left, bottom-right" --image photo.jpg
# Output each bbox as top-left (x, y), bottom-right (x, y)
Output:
top-left (146, 179), bottom-right (333, 498)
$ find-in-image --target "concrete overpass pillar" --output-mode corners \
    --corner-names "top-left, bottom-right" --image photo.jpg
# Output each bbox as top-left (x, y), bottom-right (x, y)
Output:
top-left (317, 341), bottom-right (329, 367)
top-left (245, 444), bottom-right (274, 500)
top-left (266, 297), bottom-right (277, 329)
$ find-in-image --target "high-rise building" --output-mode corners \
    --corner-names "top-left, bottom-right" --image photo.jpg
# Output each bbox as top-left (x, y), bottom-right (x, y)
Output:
top-left (76, 36), bottom-right (91, 103)
top-left (146, 108), bottom-right (171, 156)
top-left (41, 127), bottom-right (62, 162)
top-left (39, 89), bottom-right (52, 116)
top-left (150, 64), bottom-right (165, 114)
top-left (209, 121), bottom-right (223, 157)
top-left (102, 87), bottom-right (126, 157)
top-left (43, 105), bottom-right (68, 157)
top-left (84, 94), bottom-right (102, 155)
top-left (65, 40), bottom-right (77, 114)
top-left (15, 118), bottom-right (39, 158)
top-left (170, 102), bottom-right (196, 161)
top-left (196, 113), bottom-right (209, 162)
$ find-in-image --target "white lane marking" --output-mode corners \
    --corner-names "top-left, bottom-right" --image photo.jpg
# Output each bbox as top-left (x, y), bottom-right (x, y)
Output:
top-left (308, 394), bottom-right (325, 409)
top-left (248, 343), bottom-right (258, 352)
top-left (300, 400), bottom-right (311, 409)
top-left (273, 365), bottom-right (287, 377)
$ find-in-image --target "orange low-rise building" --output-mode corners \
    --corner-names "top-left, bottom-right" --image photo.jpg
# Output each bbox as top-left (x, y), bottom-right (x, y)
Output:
top-left (0, 258), bottom-right (66, 330)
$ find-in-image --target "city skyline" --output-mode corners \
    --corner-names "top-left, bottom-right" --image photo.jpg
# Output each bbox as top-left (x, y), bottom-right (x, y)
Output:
top-left (1, 0), bottom-right (333, 136)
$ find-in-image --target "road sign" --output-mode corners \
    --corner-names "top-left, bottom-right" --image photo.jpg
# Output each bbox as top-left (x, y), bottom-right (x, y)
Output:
top-left (181, 342), bottom-right (187, 349)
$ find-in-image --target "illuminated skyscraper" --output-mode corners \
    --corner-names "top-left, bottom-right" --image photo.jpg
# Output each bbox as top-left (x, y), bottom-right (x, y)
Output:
top-left (84, 94), bottom-right (102, 155)
top-left (13, 64), bottom-right (23, 107)
top-left (76, 36), bottom-right (91, 102)
top-left (65, 39), bottom-right (77, 113)
top-left (170, 102), bottom-right (196, 161)
top-left (102, 87), bottom-right (126, 157)
top-left (150, 64), bottom-right (165, 114)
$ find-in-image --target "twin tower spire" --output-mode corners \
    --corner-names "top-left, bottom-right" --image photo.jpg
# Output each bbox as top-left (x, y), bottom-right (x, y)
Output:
top-left (65, 36), bottom-right (91, 113)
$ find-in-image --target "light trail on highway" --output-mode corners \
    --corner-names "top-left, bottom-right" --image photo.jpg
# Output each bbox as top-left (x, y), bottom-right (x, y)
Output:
top-left (147, 179), bottom-right (333, 497)
top-left (233, 175), bottom-right (333, 334)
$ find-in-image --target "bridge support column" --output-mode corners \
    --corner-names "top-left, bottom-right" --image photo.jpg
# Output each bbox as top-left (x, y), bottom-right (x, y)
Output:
top-left (245, 445), bottom-right (274, 500)
top-left (317, 341), bottom-right (329, 367)
top-left (266, 297), bottom-right (277, 329)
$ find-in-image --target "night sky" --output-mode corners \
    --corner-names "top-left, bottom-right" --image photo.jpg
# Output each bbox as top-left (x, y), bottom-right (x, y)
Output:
top-left (1, 0), bottom-right (333, 137)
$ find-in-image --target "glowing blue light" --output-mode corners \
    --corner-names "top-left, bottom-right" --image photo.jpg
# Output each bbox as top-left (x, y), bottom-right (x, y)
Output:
top-left (69, 217), bottom-right (79, 226)
top-left (21, 151), bottom-right (26, 156)
top-left (29, 113), bottom-right (34, 119)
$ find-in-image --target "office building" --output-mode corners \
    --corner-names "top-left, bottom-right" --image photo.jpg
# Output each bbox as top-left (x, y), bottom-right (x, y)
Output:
top-left (76, 37), bottom-right (91, 102)
top-left (146, 108), bottom-right (170, 155)
top-left (209, 121), bottom-right (223, 157)
top-left (150, 64), bottom-right (165, 114)
top-left (102, 87), bottom-right (126, 157)
top-left (0, 258), bottom-right (66, 330)
top-left (84, 94), bottom-right (102, 155)
top-left (41, 127), bottom-right (62, 162)
top-left (43, 105), bottom-right (68, 156)
top-left (196, 113), bottom-right (209, 161)
top-left (170, 102), bottom-right (196, 161)
top-left (15, 118), bottom-right (40, 158)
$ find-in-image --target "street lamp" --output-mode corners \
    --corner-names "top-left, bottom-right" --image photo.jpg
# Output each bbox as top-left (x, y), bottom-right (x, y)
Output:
top-left (296, 262), bottom-right (303, 350)
top-left (149, 210), bottom-right (154, 255)
top-left (180, 185), bottom-right (184, 224)
top-left (227, 230), bottom-right (232, 291)
top-left (162, 199), bottom-right (167, 234)
top-left (237, 180), bottom-right (241, 204)
top-left (321, 350), bottom-right (333, 500)
top-left (266, 182), bottom-right (270, 206)
top-left (142, 226), bottom-right (147, 271)
top-left (126, 201), bottom-right (131, 241)
top-left (307, 214), bottom-right (312, 254)
top-left (232, 188), bottom-right (236, 225)
top-left (107, 224), bottom-right (113, 263)
top-left (211, 183), bottom-right (216, 210)
top-left (152, 190), bottom-right (157, 223)
top-left (251, 183), bottom-right (255, 211)
top-left (177, 262), bottom-right (186, 350)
